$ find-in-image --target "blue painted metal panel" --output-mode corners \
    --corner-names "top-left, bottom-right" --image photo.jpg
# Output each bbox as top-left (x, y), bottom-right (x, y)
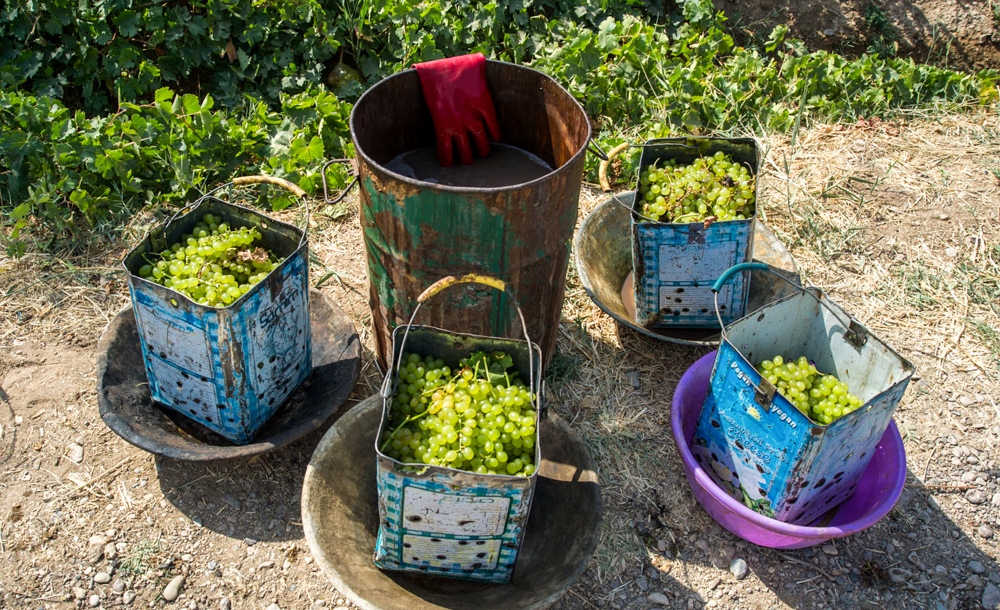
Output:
top-left (373, 326), bottom-right (541, 584)
top-left (631, 138), bottom-right (758, 328)
top-left (692, 289), bottom-right (914, 525)
top-left (124, 199), bottom-right (311, 445)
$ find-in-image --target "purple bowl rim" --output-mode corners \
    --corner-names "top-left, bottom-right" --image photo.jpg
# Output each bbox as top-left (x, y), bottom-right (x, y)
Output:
top-left (671, 350), bottom-right (908, 541)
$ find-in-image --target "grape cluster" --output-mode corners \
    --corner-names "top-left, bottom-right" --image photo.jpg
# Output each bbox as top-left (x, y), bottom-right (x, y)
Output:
top-left (758, 355), bottom-right (863, 425)
top-left (137, 214), bottom-right (282, 308)
top-left (638, 151), bottom-right (755, 223)
top-left (381, 351), bottom-right (538, 477)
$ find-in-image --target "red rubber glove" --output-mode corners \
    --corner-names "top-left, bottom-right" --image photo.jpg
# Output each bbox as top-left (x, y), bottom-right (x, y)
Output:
top-left (414, 53), bottom-right (502, 167)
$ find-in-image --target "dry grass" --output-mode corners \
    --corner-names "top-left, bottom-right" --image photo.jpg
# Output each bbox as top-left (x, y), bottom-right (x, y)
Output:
top-left (1, 109), bottom-right (998, 601)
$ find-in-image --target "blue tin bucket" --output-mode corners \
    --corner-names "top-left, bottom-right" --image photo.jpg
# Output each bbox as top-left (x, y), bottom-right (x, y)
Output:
top-left (122, 178), bottom-right (312, 445)
top-left (631, 137), bottom-right (759, 328)
top-left (692, 263), bottom-right (914, 525)
top-left (373, 274), bottom-right (542, 584)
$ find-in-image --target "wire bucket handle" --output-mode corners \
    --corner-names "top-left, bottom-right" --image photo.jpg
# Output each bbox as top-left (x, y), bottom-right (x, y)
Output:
top-left (164, 176), bottom-right (310, 250)
top-left (711, 262), bottom-right (869, 348)
top-left (380, 274), bottom-right (539, 413)
top-left (321, 158), bottom-right (359, 205)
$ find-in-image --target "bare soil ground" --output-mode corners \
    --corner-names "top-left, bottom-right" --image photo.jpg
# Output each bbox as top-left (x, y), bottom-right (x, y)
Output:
top-left (2, 111), bottom-right (1000, 610)
top-left (716, 0), bottom-right (1000, 71)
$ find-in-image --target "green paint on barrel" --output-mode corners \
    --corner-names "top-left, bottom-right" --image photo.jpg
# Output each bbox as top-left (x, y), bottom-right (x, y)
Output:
top-left (351, 60), bottom-right (591, 369)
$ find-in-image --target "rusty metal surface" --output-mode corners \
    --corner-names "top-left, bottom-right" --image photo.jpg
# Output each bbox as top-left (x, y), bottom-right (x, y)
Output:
top-left (574, 193), bottom-right (800, 346)
top-left (96, 289), bottom-right (361, 461)
top-left (350, 61), bottom-right (591, 371)
top-left (301, 395), bottom-right (601, 610)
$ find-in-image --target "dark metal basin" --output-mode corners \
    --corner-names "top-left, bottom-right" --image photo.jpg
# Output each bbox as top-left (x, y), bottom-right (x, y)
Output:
top-left (301, 396), bottom-right (601, 610)
top-left (96, 289), bottom-right (361, 461)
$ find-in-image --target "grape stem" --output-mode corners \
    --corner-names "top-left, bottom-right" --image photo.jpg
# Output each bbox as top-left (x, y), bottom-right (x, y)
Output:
top-left (380, 406), bottom-right (430, 453)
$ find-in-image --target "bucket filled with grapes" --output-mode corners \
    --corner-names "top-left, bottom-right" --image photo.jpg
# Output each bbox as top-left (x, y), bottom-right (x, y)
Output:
top-left (122, 177), bottom-right (312, 445)
top-left (373, 274), bottom-right (542, 584)
top-left (630, 137), bottom-right (759, 329)
top-left (692, 262), bottom-right (915, 525)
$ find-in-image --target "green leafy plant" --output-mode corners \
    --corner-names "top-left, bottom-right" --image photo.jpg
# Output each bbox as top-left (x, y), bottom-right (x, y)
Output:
top-left (2, 0), bottom-right (998, 256)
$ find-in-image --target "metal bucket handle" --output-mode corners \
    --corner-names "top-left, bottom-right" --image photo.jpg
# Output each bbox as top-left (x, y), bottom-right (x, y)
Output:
top-left (165, 176), bottom-right (310, 249)
top-left (381, 273), bottom-right (538, 413)
top-left (711, 262), bottom-right (868, 348)
top-left (321, 158), bottom-right (359, 205)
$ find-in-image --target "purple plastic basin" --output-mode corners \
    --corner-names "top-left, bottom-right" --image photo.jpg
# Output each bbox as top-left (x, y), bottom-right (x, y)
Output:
top-left (671, 351), bottom-right (907, 549)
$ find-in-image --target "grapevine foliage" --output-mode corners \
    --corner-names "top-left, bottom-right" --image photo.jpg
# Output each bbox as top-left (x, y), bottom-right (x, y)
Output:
top-left (1, 0), bottom-right (997, 256)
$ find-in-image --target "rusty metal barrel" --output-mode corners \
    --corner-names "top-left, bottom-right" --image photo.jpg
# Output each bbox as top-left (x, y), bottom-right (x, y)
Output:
top-left (350, 60), bottom-right (591, 370)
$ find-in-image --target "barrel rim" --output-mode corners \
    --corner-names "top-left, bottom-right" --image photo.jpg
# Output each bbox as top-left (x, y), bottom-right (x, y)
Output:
top-left (349, 59), bottom-right (592, 194)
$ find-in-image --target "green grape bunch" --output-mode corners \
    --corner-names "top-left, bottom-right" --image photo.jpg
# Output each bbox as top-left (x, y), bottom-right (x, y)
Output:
top-left (136, 213), bottom-right (283, 308)
top-left (637, 151), bottom-right (755, 223)
top-left (381, 350), bottom-right (538, 477)
top-left (757, 355), bottom-right (863, 425)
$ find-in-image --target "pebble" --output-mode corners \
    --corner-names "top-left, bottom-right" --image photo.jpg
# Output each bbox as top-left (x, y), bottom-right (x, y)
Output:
top-left (243, 538), bottom-right (257, 546)
top-left (979, 524), bottom-right (995, 539)
top-left (934, 565), bottom-right (948, 578)
top-left (889, 568), bottom-right (912, 583)
top-left (730, 558), bottom-right (748, 580)
top-left (635, 576), bottom-right (649, 591)
top-left (258, 561), bottom-right (276, 570)
top-left (73, 587), bottom-right (88, 600)
top-left (123, 591), bottom-right (136, 604)
top-left (971, 575), bottom-right (986, 588)
top-left (86, 535), bottom-right (108, 563)
top-left (187, 602), bottom-right (198, 610)
top-left (992, 492), bottom-right (1000, 507)
top-left (267, 604), bottom-right (281, 610)
top-left (967, 490), bottom-right (989, 505)
top-left (181, 554), bottom-right (193, 562)
top-left (104, 543), bottom-right (117, 561)
top-left (207, 560), bottom-right (219, 571)
top-left (971, 561), bottom-right (988, 575)
top-left (89, 594), bottom-right (100, 607)
top-left (219, 598), bottom-right (231, 610)
top-left (959, 395), bottom-right (976, 407)
top-left (94, 572), bottom-right (111, 584)
top-left (163, 575), bottom-right (185, 602)
top-left (112, 579), bottom-right (125, 593)
top-left (647, 592), bottom-right (670, 606)
top-left (984, 584), bottom-right (1000, 610)
top-left (968, 455), bottom-right (980, 465)
top-left (963, 471), bottom-right (977, 483)
top-left (821, 544), bottom-right (838, 555)
top-left (695, 539), bottom-right (710, 553)
top-left (67, 443), bottom-right (84, 464)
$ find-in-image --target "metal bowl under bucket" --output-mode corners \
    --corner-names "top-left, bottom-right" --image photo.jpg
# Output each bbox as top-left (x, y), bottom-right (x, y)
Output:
top-left (670, 351), bottom-right (907, 549)
top-left (96, 289), bottom-right (361, 461)
top-left (301, 396), bottom-right (601, 610)
top-left (574, 193), bottom-right (801, 345)
top-left (350, 60), bottom-right (591, 372)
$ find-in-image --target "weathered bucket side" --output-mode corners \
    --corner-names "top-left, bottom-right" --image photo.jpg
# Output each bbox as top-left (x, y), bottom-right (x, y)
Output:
top-left (631, 137), bottom-right (759, 328)
top-left (694, 267), bottom-right (914, 525)
top-left (373, 325), bottom-right (543, 584)
top-left (351, 61), bottom-right (591, 370)
top-left (123, 198), bottom-right (312, 444)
